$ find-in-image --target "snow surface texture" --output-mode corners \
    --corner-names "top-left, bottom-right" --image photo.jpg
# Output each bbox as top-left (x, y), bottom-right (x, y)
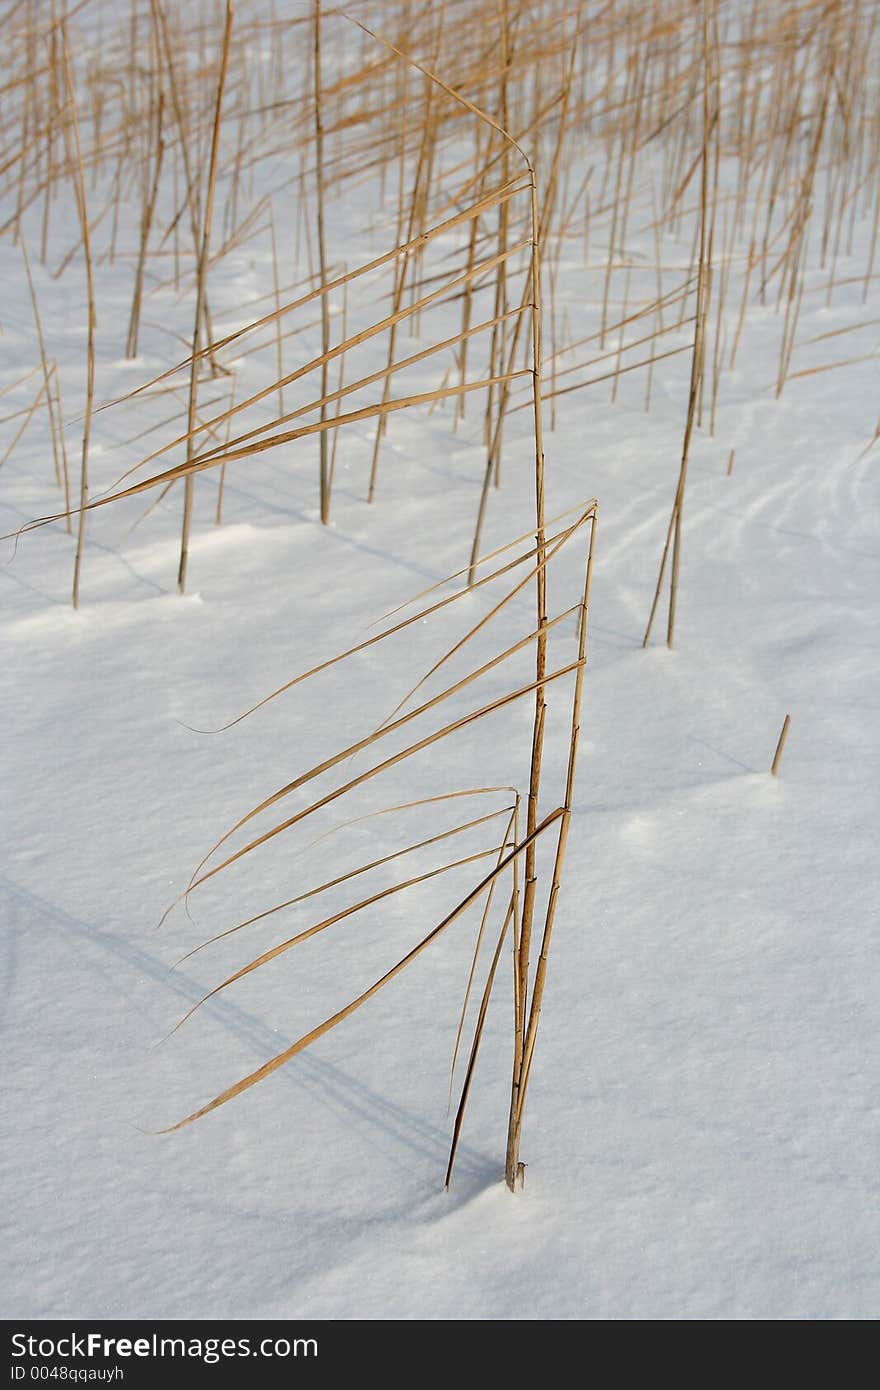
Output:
top-left (2, 0), bottom-right (879, 1319)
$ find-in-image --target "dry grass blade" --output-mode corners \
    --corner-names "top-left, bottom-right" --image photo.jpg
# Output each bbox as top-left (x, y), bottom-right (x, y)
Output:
top-left (162, 809), bottom-right (564, 1133)
top-left (90, 176), bottom-right (530, 421)
top-left (162, 301), bottom-right (526, 484)
top-left (374, 518), bottom-right (588, 731)
top-left (445, 889), bottom-right (517, 1188)
top-left (178, 515), bottom-right (585, 736)
top-left (373, 500), bottom-right (594, 625)
top-left (176, 804), bottom-right (514, 965)
top-left (6, 373), bottom-right (532, 542)
top-left (179, 628), bottom-right (583, 904)
top-left (168, 841), bottom-right (509, 1038)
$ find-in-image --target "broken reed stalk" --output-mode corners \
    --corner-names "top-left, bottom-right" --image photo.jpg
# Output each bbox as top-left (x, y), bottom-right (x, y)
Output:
top-left (178, 0), bottom-right (233, 595)
top-left (771, 713), bottom-right (791, 776)
top-left (313, 0), bottom-right (331, 524)
top-left (643, 0), bottom-right (713, 650)
top-left (62, 33), bottom-right (94, 610)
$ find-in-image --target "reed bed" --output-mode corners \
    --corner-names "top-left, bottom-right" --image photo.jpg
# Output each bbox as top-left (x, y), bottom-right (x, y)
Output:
top-left (2, 0), bottom-right (877, 1187)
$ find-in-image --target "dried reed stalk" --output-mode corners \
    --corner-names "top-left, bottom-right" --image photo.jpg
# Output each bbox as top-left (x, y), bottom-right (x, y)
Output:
top-left (61, 32), bottom-right (94, 610)
top-left (771, 713), bottom-right (791, 776)
top-left (313, 0), bottom-right (331, 522)
top-left (177, 0), bottom-right (233, 595)
top-left (643, 0), bottom-right (713, 650)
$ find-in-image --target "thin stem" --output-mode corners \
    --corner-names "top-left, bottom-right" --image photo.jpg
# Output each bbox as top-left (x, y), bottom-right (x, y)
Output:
top-left (178, 0), bottom-right (233, 595)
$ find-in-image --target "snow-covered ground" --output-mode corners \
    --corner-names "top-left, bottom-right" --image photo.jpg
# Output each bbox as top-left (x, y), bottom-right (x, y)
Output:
top-left (2, 1), bottom-right (879, 1320)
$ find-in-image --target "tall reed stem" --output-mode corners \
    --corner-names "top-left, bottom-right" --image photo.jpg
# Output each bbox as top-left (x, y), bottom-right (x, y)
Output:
top-left (505, 169), bottom-right (548, 1192)
top-left (314, 0), bottom-right (331, 524)
top-left (643, 0), bottom-right (713, 650)
top-left (178, 0), bottom-right (233, 595)
top-left (62, 34), bottom-right (94, 610)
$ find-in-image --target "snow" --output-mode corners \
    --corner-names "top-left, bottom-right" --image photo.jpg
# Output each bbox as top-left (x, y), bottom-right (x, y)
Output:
top-left (2, 0), bottom-right (879, 1321)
